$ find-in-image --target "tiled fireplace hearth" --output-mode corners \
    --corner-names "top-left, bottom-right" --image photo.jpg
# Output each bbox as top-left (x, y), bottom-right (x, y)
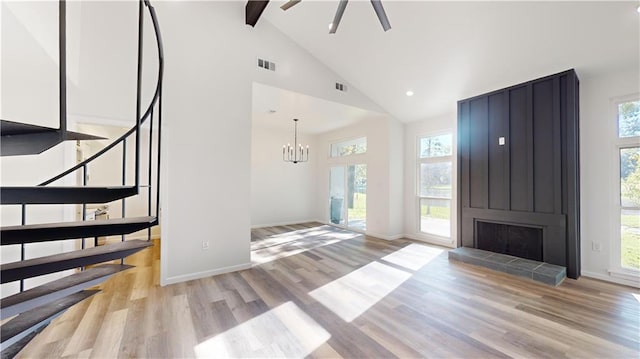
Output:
top-left (448, 247), bottom-right (566, 286)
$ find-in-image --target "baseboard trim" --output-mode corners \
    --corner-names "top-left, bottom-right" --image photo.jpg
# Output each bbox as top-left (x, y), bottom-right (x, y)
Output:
top-left (251, 219), bottom-right (319, 229)
top-left (365, 231), bottom-right (404, 241)
top-left (582, 270), bottom-right (640, 288)
top-left (162, 262), bottom-right (252, 286)
top-left (404, 233), bottom-right (456, 248)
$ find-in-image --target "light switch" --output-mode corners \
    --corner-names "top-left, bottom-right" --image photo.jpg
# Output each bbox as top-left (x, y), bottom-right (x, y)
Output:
top-left (498, 137), bottom-right (505, 146)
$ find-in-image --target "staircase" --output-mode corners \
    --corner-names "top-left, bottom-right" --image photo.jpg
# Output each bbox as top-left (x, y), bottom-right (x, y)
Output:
top-left (0, 0), bottom-right (164, 356)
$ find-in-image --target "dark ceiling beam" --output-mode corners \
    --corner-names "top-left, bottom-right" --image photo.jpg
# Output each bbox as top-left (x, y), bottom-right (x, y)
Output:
top-left (370, 0), bottom-right (391, 32)
top-left (246, 0), bottom-right (270, 27)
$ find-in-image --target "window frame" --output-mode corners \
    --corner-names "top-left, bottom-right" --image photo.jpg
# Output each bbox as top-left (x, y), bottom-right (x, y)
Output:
top-left (611, 94), bottom-right (640, 277)
top-left (329, 136), bottom-right (367, 158)
top-left (416, 132), bottom-right (453, 239)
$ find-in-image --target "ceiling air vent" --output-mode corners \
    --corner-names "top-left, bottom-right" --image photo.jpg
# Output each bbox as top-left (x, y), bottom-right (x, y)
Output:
top-left (257, 57), bottom-right (276, 71)
top-left (336, 82), bottom-right (347, 92)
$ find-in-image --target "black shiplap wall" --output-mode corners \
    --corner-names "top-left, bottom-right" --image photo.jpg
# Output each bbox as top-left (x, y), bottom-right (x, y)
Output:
top-left (457, 69), bottom-right (580, 279)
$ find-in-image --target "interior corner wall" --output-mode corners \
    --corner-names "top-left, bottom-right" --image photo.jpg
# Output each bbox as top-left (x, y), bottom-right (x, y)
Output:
top-left (388, 119), bottom-right (404, 237)
top-left (580, 66), bottom-right (640, 286)
top-left (403, 113), bottom-right (458, 248)
top-left (251, 125), bottom-right (317, 227)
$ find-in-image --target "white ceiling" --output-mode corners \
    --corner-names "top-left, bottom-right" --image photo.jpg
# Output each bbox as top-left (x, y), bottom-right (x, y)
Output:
top-left (252, 82), bottom-right (384, 134)
top-left (262, 0), bottom-right (640, 122)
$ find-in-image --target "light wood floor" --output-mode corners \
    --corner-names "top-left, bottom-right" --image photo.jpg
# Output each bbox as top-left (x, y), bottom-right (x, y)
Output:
top-left (14, 223), bottom-right (640, 358)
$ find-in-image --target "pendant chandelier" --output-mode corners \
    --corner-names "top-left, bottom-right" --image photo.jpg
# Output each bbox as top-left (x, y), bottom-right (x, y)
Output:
top-left (282, 118), bottom-right (309, 164)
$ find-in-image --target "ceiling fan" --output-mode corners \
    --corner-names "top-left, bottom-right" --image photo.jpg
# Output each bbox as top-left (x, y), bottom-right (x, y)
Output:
top-left (246, 0), bottom-right (391, 34)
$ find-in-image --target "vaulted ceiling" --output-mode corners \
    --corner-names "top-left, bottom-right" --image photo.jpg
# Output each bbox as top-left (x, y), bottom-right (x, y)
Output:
top-left (259, 1), bottom-right (639, 122)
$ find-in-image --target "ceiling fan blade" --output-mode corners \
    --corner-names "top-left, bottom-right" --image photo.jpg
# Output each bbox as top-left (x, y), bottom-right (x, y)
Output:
top-left (329, 0), bottom-right (349, 34)
top-left (280, 0), bottom-right (301, 11)
top-left (370, 0), bottom-right (391, 31)
top-left (246, 0), bottom-right (270, 27)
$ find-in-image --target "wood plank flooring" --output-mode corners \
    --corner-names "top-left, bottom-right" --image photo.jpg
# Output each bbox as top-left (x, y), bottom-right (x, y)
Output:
top-left (12, 222), bottom-right (640, 358)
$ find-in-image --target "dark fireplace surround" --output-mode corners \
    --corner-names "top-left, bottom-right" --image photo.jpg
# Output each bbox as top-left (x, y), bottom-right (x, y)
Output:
top-left (476, 221), bottom-right (542, 262)
top-left (457, 70), bottom-right (580, 279)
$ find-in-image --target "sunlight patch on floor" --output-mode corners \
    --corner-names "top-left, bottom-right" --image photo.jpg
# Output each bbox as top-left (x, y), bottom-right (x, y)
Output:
top-left (194, 301), bottom-right (330, 358)
top-left (251, 227), bottom-right (360, 265)
top-left (381, 243), bottom-right (443, 271)
top-left (309, 261), bottom-right (411, 322)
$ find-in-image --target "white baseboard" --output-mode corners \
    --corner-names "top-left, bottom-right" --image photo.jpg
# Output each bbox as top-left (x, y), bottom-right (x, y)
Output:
top-left (161, 262), bottom-right (252, 286)
top-left (582, 270), bottom-right (640, 288)
top-left (404, 233), bottom-right (456, 248)
top-left (365, 231), bottom-right (404, 241)
top-left (251, 219), bottom-right (320, 229)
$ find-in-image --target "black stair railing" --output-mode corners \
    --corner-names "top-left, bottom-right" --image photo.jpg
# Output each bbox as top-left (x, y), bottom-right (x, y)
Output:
top-left (11, 0), bottom-right (164, 291)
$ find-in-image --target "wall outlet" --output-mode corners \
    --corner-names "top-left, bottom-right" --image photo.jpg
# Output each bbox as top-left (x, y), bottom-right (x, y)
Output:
top-left (592, 241), bottom-right (602, 252)
top-left (202, 241), bottom-right (210, 250)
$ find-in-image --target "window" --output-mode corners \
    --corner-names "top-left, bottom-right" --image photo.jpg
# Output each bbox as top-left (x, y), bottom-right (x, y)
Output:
top-left (617, 99), bottom-right (640, 271)
top-left (330, 137), bottom-right (366, 157)
top-left (418, 133), bottom-right (452, 237)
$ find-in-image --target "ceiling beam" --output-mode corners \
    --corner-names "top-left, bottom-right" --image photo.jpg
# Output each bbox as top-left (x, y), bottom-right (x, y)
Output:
top-left (246, 0), bottom-right (270, 27)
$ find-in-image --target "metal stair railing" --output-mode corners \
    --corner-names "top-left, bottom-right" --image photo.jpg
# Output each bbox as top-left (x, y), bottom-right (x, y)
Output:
top-left (10, 0), bottom-right (164, 292)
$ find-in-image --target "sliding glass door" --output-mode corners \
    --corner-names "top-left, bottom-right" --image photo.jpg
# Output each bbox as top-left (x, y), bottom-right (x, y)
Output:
top-left (330, 165), bottom-right (367, 231)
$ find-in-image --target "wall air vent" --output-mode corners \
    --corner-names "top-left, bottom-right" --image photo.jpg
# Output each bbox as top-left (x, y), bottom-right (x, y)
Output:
top-left (335, 82), bottom-right (347, 92)
top-left (257, 58), bottom-right (276, 71)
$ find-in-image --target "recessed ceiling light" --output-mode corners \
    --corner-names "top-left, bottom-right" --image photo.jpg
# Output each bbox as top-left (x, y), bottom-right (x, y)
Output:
top-left (406, 90), bottom-right (414, 97)
top-left (637, 5), bottom-right (640, 13)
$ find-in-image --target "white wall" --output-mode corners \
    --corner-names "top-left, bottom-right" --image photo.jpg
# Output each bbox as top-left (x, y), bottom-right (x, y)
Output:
top-left (403, 113), bottom-right (457, 248)
top-left (580, 67), bottom-right (640, 287)
top-left (251, 124), bottom-right (317, 227)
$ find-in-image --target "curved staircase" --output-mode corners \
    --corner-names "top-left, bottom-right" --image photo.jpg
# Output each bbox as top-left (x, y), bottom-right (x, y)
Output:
top-left (0, 0), bottom-right (164, 356)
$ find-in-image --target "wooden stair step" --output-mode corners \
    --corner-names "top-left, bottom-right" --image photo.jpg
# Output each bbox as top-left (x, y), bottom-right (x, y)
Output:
top-left (0, 264), bottom-right (132, 320)
top-left (1, 216), bottom-right (157, 245)
top-left (0, 186), bottom-right (138, 205)
top-left (0, 290), bottom-right (99, 348)
top-left (1, 240), bottom-right (152, 284)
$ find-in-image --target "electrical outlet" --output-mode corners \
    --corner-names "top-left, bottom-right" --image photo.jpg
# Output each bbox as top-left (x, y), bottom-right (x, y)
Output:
top-left (202, 241), bottom-right (210, 250)
top-left (592, 241), bottom-right (602, 252)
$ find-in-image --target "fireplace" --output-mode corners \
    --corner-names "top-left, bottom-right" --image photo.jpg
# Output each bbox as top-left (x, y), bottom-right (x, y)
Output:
top-left (476, 221), bottom-right (543, 261)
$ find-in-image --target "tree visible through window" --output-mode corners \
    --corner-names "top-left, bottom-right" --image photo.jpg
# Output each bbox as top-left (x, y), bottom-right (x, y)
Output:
top-left (618, 100), bottom-right (640, 270)
top-left (418, 133), bottom-right (452, 238)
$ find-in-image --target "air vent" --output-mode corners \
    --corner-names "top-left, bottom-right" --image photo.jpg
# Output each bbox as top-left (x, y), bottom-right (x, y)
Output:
top-left (257, 58), bottom-right (276, 71)
top-left (335, 82), bottom-right (347, 92)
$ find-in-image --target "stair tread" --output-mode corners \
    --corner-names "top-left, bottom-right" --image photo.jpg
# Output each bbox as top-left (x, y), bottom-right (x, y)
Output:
top-left (1, 216), bottom-right (157, 245)
top-left (0, 120), bottom-right (104, 156)
top-left (0, 186), bottom-right (138, 205)
top-left (0, 290), bottom-right (99, 344)
top-left (0, 240), bottom-right (152, 284)
top-left (1, 264), bottom-right (132, 318)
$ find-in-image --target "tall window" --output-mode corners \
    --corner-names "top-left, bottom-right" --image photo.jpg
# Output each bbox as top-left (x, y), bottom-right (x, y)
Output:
top-left (418, 133), bottom-right (452, 237)
top-left (617, 99), bottom-right (640, 270)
